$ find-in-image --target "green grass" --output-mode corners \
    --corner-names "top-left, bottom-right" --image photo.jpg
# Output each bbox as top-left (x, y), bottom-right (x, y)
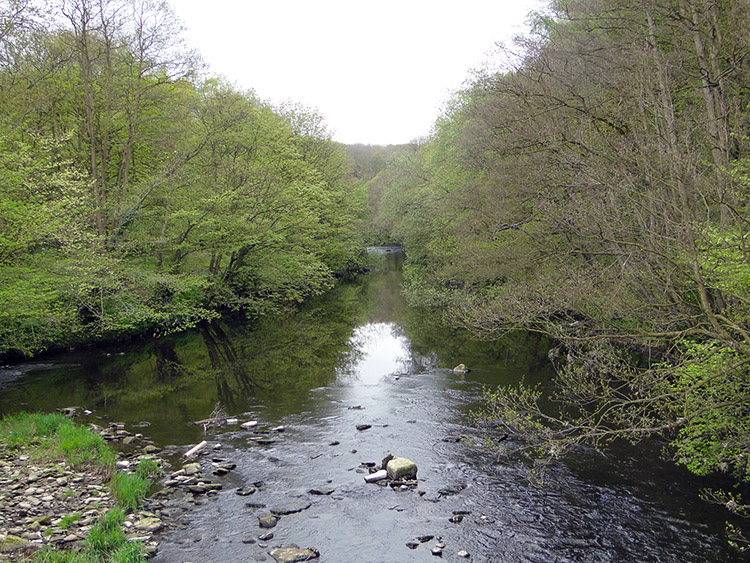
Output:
top-left (59, 512), bottom-right (82, 529)
top-left (0, 413), bottom-right (157, 563)
top-left (0, 413), bottom-right (114, 475)
top-left (35, 508), bottom-right (146, 562)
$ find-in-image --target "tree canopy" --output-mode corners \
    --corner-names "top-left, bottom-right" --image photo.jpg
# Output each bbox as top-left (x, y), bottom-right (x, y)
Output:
top-left (0, 0), bottom-right (363, 358)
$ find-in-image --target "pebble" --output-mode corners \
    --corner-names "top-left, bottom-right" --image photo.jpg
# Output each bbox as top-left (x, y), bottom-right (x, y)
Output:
top-left (457, 550), bottom-right (470, 558)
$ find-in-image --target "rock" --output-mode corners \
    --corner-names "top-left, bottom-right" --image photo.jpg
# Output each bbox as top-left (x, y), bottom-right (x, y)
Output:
top-left (248, 437), bottom-right (276, 446)
top-left (257, 514), bottom-right (278, 529)
top-left (242, 537), bottom-right (256, 544)
top-left (328, 441), bottom-right (340, 446)
top-left (381, 454), bottom-right (394, 468)
top-left (348, 405), bottom-right (365, 410)
top-left (449, 515), bottom-right (464, 523)
top-left (237, 487), bottom-right (256, 496)
top-left (386, 458), bottom-right (418, 480)
top-left (355, 424), bottom-right (371, 431)
top-left (308, 487), bottom-right (334, 496)
top-left (133, 517), bottom-right (164, 533)
top-left (241, 420), bottom-right (258, 429)
top-left (142, 445), bottom-right (160, 454)
top-left (364, 470), bottom-right (388, 483)
top-left (258, 532), bottom-right (274, 541)
top-left (269, 546), bottom-right (320, 562)
top-left (417, 535), bottom-right (434, 543)
top-left (457, 550), bottom-right (470, 558)
top-left (431, 547), bottom-right (443, 556)
top-left (406, 541), bottom-right (420, 550)
top-left (270, 501), bottom-right (311, 516)
top-left (271, 426), bottom-right (285, 432)
top-left (452, 364), bottom-right (469, 373)
top-left (182, 463), bottom-right (202, 476)
top-left (438, 485), bottom-right (465, 497)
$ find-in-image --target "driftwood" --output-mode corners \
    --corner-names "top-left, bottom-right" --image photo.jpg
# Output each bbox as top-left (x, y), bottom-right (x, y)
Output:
top-left (183, 440), bottom-right (207, 459)
top-left (194, 402), bottom-right (230, 431)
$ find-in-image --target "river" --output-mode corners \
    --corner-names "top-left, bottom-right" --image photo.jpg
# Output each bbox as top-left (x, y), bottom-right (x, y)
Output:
top-left (0, 248), bottom-right (742, 562)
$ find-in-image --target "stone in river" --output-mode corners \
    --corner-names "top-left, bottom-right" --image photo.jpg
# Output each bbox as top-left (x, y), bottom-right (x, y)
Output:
top-left (457, 550), bottom-right (470, 558)
top-left (183, 462), bottom-right (202, 476)
top-left (356, 424), bottom-right (372, 431)
top-left (241, 420), bottom-right (258, 429)
top-left (431, 547), bottom-right (444, 556)
top-left (386, 457), bottom-right (418, 480)
top-left (417, 535), bottom-right (434, 543)
top-left (258, 513), bottom-right (278, 528)
top-left (308, 487), bottom-right (335, 495)
top-left (236, 487), bottom-right (256, 496)
top-left (270, 501), bottom-right (311, 516)
top-left (258, 532), bottom-right (274, 541)
top-left (269, 546), bottom-right (320, 562)
top-left (406, 541), bottom-right (420, 550)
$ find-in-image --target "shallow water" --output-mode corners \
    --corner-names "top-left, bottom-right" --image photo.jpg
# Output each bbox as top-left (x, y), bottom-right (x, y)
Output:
top-left (0, 249), bottom-right (742, 562)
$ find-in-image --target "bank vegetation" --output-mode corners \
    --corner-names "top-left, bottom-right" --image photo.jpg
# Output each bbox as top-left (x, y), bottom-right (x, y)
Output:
top-left (367, 0), bottom-right (750, 549)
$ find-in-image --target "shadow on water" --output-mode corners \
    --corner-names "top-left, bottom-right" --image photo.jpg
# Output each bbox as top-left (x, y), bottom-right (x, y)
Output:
top-left (0, 248), bottom-right (744, 562)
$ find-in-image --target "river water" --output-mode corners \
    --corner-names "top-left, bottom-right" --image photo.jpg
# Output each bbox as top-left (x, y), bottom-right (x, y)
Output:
top-left (0, 249), bottom-right (743, 562)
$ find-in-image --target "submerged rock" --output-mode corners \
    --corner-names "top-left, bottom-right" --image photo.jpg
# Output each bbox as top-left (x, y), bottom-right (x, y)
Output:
top-left (308, 487), bottom-right (334, 496)
top-left (257, 514), bottom-right (279, 529)
top-left (270, 501), bottom-right (311, 516)
top-left (269, 546), bottom-right (320, 562)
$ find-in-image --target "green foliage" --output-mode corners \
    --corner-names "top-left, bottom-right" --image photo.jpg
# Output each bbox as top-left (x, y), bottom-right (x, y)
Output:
top-left (0, 1), bottom-right (363, 359)
top-left (656, 342), bottom-right (750, 480)
top-left (367, 0), bottom-right (750, 548)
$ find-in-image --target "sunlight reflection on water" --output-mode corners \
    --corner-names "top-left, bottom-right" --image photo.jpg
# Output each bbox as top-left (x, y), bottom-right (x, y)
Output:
top-left (338, 322), bottom-right (410, 385)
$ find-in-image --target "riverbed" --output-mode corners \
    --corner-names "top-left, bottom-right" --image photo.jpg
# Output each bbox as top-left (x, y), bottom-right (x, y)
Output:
top-left (0, 249), bottom-right (741, 562)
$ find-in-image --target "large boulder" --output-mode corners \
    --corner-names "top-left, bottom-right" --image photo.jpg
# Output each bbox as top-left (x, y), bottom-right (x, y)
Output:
top-left (386, 457), bottom-right (418, 480)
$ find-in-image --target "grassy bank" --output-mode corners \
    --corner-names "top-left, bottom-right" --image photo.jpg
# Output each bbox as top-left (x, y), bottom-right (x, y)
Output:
top-left (0, 413), bottom-right (159, 562)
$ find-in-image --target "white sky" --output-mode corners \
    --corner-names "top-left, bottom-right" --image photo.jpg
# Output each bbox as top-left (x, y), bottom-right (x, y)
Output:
top-left (169, 1), bottom-right (543, 145)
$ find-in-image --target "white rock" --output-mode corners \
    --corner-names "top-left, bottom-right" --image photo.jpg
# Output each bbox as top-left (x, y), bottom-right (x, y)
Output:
top-left (241, 421), bottom-right (258, 429)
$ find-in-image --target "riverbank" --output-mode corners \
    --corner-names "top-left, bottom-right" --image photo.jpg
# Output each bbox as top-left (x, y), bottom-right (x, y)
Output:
top-left (0, 413), bottom-right (166, 562)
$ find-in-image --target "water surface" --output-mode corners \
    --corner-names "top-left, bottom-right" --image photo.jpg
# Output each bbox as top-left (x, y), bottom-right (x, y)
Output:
top-left (0, 249), bottom-right (741, 562)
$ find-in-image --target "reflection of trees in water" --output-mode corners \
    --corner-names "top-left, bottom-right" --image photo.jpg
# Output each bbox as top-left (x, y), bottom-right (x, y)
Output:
top-left (402, 307), bottom-right (552, 376)
top-left (153, 340), bottom-right (188, 382)
top-left (201, 322), bottom-right (270, 411)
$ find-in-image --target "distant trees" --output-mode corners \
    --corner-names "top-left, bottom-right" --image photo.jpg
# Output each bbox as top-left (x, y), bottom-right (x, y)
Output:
top-left (0, 0), bottom-right (363, 357)
top-left (370, 0), bottom-right (750, 548)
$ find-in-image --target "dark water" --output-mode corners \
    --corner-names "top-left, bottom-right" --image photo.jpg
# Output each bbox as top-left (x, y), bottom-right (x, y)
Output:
top-left (0, 249), bottom-right (744, 562)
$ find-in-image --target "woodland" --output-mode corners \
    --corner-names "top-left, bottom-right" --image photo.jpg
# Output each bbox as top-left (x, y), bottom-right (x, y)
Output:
top-left (2, 0), bottom-right (749, 550)
top-left (0, 0), bottom-right (364, 359)
top-left (367, 0), bottom-right (750, 546)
